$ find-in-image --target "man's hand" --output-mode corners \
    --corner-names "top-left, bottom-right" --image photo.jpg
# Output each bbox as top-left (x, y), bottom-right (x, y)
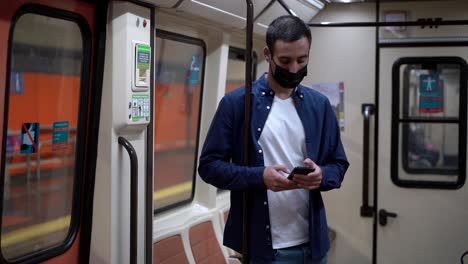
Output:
top-left (263, 165), bottom-right (297, 192)
top-left (291, 158), bottom-right (322, 190)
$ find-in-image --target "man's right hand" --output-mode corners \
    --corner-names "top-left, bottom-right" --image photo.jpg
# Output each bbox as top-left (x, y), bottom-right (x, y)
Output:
top-left (263, 165), bottom-right (297, 192)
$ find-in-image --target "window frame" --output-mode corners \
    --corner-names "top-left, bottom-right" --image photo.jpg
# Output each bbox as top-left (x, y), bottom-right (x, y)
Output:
top-left (153, 29), bottom-right (206, 214)
top-left (391, 56), bottom-right (467, 189)
top-left (0, 4), bottom-right (92, 264)
top-left (228, 46), bottom-right (258, 81)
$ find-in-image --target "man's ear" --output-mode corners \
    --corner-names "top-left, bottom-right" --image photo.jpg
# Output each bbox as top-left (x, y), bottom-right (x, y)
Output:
top-left (264, 46), bottom-right (271, 63)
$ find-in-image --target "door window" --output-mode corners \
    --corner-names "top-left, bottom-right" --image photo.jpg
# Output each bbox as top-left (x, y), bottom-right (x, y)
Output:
top-left (392, 57), bottom-right (467, 188)
top-left (1, 7), bottom-right (90, 262)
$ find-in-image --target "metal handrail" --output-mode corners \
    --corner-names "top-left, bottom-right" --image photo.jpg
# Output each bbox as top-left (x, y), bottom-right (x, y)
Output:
top-left (118, 137), bottom-right (138, 264)
top-left (360, 104), bottom-right (375, 217)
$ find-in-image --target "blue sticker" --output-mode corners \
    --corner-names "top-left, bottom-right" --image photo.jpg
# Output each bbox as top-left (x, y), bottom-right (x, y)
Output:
top-left (20, 123), bottom-right (40, 154)
top-left (52, 121), bottom-right (69, 150)
top-left (188, 54), bottom-right (200, 86)
top-left (6, 135), bottom-right (20, 154)
top-left (10, 72), bottom-right (24, 95)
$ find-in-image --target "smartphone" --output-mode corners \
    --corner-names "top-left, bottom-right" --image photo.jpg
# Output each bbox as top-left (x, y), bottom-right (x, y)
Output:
top-left (287, 166), bottom-right (315, 180)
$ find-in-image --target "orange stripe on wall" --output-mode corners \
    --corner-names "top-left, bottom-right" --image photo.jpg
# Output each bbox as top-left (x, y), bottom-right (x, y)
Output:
top-left (8, 73), bottom-right (80, 130)
top-left (154, 82), bottom-right (201, 152)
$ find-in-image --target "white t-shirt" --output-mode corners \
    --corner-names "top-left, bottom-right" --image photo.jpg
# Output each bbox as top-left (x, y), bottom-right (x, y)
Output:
top-left (258, 95), bottom-right (309, 249)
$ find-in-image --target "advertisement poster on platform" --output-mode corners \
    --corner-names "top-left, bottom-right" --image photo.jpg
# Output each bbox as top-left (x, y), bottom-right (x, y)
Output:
top-left (310, 82), bottom-right (345, 131)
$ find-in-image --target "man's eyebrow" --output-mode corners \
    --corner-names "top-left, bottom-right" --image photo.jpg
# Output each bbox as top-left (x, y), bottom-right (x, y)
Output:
top-left (277, 54), bottom-right (308, 59)
top-left (275, 55), bottom-right (309, 62)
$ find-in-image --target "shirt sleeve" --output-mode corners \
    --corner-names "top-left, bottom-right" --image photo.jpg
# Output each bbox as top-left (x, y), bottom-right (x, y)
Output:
top-left (198, 96), bottom-right (265, 191)
top-left (319, 99), bottom-right (349, 191)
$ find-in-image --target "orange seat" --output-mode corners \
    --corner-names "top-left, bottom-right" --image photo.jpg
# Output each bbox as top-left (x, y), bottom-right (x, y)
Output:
top-left (189, 221), bottom-right (226, 264)
top-left (154, 235), bottom-right (190, 264)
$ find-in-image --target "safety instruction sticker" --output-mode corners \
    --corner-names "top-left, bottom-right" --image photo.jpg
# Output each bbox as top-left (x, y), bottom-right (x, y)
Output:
top-left (52, 121), bottom-right (69, 151)
top-left (131, 94), bottom-right (150, 122)
top-left (20, 123), bottom-right (40, 154)
top-left (419, 73), bottom-right (444, 113)
top-left (136, 44), bottom-right (151, 70)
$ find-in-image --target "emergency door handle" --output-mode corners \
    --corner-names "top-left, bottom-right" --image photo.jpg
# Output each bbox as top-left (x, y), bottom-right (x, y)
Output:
top-left (361, 104), bottom-right (375, 217)
top-left (379, 209), bottom-right (398, 226)
top-left (118, 136), bottom-right (138, 264)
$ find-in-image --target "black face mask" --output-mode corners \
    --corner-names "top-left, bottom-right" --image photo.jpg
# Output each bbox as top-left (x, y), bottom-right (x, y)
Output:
top-left (270, 59), bottom-right (308, 89)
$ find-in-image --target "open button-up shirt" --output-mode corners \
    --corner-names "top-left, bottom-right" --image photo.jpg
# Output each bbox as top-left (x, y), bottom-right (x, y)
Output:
top-left (198, 74), bottom-right (349, 261)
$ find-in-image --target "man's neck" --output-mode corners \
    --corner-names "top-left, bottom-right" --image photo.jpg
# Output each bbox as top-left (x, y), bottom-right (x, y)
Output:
top-left (266, 72), bottom-right (294, 99)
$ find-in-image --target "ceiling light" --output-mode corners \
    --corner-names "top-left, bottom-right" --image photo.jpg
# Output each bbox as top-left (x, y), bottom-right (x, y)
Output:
top-left (329, 0), bottom-right (365, 3)
top-left (303, 0), bottom-right (325, 9)
top-left (256, 23), bottom-right (268, 29)
top-left (191, 0), bottom-right (245, 20)
top-left (289, 9), bottom-right (298, 17)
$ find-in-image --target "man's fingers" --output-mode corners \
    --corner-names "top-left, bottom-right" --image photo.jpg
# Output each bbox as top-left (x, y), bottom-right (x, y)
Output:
top-left (303, 158), bottom-right (316, 168)
top-left (278, 176), bottom-right (295, 185)
top-left (270, 179), bottom-right (297, 192)
top-left (278, 177), bottom-right (298, 189)
top-left (293, 173), bottom-right (321, 180)
top-left (293, 176), bottom-right (322, 186)
top-left (273, 164), bottom-right (289, 174)
top-left (297, 183), bottom-right (321, 190)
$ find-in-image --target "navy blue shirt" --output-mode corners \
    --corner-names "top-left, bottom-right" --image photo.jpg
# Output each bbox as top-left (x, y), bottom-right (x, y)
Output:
top-left (198, 74), bottom-right (349, 261)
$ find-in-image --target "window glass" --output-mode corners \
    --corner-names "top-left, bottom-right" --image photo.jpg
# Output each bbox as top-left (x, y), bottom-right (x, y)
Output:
top-left (2, 13), bottom-right (83, 260)
top-left (154, 31), bottom-right (205, 211)
top-left (393, 58), bottom-right (466, 188)
top-left (402, 123), bottom-right (458, 174)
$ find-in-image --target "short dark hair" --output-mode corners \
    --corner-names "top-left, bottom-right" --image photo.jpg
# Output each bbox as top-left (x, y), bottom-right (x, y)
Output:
top-left (266, 15), bottom-right (311, 55)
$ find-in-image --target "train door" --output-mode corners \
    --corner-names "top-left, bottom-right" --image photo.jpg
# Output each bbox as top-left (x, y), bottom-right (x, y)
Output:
top-left (0, 1), bottom-right (99, 263)
top-left (377, 46), bottom-right (468, 263)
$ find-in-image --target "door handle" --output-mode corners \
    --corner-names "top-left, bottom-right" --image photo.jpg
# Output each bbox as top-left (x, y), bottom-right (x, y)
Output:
top-left (118, 137), bottom-right (138, 264)
top-left (361, 104), bottom-right (375, 217)
top-left (379, 209), bottom-right (398, 226)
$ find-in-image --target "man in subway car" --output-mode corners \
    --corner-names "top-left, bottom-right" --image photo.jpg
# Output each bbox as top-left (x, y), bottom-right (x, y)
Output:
top-left (198, 15), bottom-right (348, 264)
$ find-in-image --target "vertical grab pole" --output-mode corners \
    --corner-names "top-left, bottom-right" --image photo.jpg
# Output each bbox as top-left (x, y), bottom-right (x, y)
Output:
top-left (118, 137), bottom-right (138, 264)
top-left (242, 0), bottom-right (254, 263)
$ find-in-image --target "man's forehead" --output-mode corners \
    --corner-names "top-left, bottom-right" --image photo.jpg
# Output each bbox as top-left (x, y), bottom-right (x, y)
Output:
top-left (272, 37), bottom-right (310, 56)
